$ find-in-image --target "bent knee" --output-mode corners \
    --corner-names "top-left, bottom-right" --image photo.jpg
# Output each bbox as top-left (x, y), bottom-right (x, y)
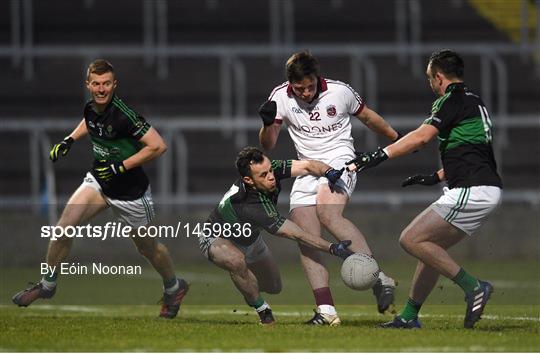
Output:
top-left (264, 281), bottom-right (282, 294)
top-left (316, 209), bottom-right (337, 228)
top-left (399, 230), bottom-right (416, 251)
top-left (221, 256), bottom-right (248, 273)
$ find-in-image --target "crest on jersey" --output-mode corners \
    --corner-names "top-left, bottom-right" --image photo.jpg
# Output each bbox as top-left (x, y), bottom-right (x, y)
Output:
top-left (326, 105), bottom-right (337, 118)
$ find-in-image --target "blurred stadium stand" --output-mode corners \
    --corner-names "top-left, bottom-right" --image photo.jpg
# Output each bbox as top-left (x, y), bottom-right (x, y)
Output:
top-left (0, 0), bottom-right (538, 212)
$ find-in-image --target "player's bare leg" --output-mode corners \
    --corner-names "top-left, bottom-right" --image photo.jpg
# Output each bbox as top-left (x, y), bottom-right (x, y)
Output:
top-left (399, 208), bottom-right (465, 278)
top-left (131, 229), bottom-right (188, 318)
top-left (382, 207), bottom-right (492, 328)
top-left (315, 184), bottom-right (371, 253)
top-left (247, 252), bottom-right (282, 294)
top-left (290, 206), bottom-right (326, 289)
top-left (131, 231), bottom-right (176, 281)
top-left (209, 238), bottom-right (274, 324)
top-left (12, 186), bottom-right (108, 307)
top-left (46, 186), bottom-right (108, 267)
top-left (409, 261), bottom-right (441, 305)
top-left (291, 206), bottom-right (339, 325)
top-left (316, 183), bottom-right (397, 314)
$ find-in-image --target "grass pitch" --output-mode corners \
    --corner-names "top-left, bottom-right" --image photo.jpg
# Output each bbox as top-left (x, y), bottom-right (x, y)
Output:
top-left (1, 260), bottom-right (539, 351)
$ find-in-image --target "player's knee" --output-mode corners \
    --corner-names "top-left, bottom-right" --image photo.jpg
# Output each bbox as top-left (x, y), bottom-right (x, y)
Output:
top-left (225, 257), bottom-right (248, 273)
top-left (399, 231), bottom-right (415, 252)
top-left (317, 208), bottom-right (344, 229)
top-left (265, 279), bottom-right (282, 294)
top-left (316, 210), bottom-right (334, 228)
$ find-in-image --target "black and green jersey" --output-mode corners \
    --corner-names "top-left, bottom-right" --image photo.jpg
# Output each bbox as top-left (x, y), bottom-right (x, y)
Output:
top-left (207, 160), bottom-right (293, 246)
top-left (84, 95), bottom-right (151, 200)
top-left (423, 83), bottom-right (502, 189)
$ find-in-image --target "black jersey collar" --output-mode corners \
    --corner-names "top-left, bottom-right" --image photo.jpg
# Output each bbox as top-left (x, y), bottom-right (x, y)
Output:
top-left (91, 94), bottom-right (117, 114)
top-left (445, 82), bottom-right (466, 93)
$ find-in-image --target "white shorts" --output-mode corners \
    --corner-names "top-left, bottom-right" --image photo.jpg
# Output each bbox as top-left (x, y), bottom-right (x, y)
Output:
top-left (431, 185), bottom-right (502, 236)
top-left (199, 235), bottom-right (271, 264)
top-left (81, 172), bottom-right (155, 228)
top-left (290, 157), bottom-right (357, 210)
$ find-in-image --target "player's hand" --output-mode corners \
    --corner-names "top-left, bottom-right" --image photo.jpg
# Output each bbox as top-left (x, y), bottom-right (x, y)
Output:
top-left (329, 240), bottom-right (354, 260)
top-left (346, 148), bottom-right (388, 172)
top-left (93, 160), bottom-right (126, 182)
top-left (49, 137), bottom-right (74, 162)
top-left (324, 167), bottom-right (344, 184)
top-left (401, 172), bottom-right (440, 187)
top-left (258, 100), bottom-right (277, 126)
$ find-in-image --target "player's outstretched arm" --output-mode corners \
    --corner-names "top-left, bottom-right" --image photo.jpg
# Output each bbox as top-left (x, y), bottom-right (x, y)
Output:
top-left (346, 124), bottom-right (440, 173)
top-left (49, 118), bottom-right (87, 162)
top-left (275, 220), bottom-right (353, 259)
top-left (356, 105), bottom-right (399, 141)
top-left (122, 127), bottom-right (167, 170)
top-left (384, 124), bottom-right (438, 159)
top-left (290, 160), bottom-right (343, 183)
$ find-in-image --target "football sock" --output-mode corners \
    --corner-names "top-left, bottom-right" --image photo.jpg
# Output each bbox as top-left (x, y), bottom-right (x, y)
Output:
top-left (318, 304), bottom-right (337, 316)
top-left (41, 271), bottom-right (58, 290)
top-left (163, 277), bottom-right (180, 294)
top-left (246, 295), bottom-right (269, 312)
top-left (452, 268), bottom-right (479, 295)
top-left (313, 287), bottom-right (334, 307)
top-left (399, 297), bottom-right (422, 321)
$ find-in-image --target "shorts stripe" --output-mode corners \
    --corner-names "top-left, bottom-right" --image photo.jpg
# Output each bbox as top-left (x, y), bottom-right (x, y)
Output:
top-left (141, 195), bottom-right (153, 223)
top-left (445, 187), bottom-right (470, 222)
top-left (444, 188), bottom-right (464, 221)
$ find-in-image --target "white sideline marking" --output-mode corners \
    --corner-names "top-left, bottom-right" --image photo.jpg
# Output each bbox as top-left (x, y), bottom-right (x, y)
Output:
top-left (20, 305), bottom-right (106, 313)
top-left (400, 346), bottom-right (508, 352)
top-left (4, 305), bottom-right (538, 322)
top-left (181, 309), bottom-right (540, 322)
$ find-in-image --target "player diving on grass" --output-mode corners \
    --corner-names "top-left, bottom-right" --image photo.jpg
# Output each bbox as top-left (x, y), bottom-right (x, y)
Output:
top-left (346, 50), bottom-right (502, 329)
top-left (12, 59), bottom-right (188, 319)
top-left (199, 146), bottom-right (354, 325)
top-left (258, 51), bottom-right (400, 325)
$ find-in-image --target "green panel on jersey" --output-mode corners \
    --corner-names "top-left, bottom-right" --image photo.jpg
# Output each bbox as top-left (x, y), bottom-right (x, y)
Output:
top-left (438, 117), bottom-right (488, 152)
top-left (112, 96), bottom-right (143, 126)
top-left (259, 193), bottom-right (279, 218)
top-left (218, 198), bottom-right (240, 224)
top-left (91, 136), bottom-right (143, 161)
top-left (431, 91), bottom-right (452, 114)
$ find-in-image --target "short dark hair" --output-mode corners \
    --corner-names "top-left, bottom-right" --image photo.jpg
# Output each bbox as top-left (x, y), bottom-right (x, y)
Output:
top-left (236, 146), bottom-right (265, 177)
top-left (285, 51), bottom-right (320, 83)
top-left (428, 49), bottom-right (464, 79)
top-left (86, 59), bottom-right (115, 80)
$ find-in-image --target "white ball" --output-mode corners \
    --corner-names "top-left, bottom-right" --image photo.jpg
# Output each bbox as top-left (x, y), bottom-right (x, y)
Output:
top-left (340, 253), bottom-right (380, 290)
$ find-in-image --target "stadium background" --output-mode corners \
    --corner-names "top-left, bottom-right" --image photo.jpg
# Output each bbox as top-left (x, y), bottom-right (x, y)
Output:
top-left (0, 0), bottom-right (539, 302)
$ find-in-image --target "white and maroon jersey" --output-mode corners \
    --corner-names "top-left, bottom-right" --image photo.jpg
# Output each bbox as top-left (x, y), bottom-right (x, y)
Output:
top-left (268, 78), bottom-right (364, 163)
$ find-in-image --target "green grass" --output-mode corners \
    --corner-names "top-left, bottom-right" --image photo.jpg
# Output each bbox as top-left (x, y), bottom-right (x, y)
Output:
top-left (1, 260), bottom-right (539, 351)
top-left (1, 305), bottom-right (538, 351)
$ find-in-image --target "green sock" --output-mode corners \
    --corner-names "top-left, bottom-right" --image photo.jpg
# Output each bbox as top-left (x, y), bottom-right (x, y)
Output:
top-left (41, 271), bottom-right (58, 290)
top-left (43, 271), bottom-right (58, 282)
top-left (245, 295), bottom-right (265, 310)
top-left (452, 268), bottom-right (479, 295)
top-left (399, 298), bottom-right (422, 321)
